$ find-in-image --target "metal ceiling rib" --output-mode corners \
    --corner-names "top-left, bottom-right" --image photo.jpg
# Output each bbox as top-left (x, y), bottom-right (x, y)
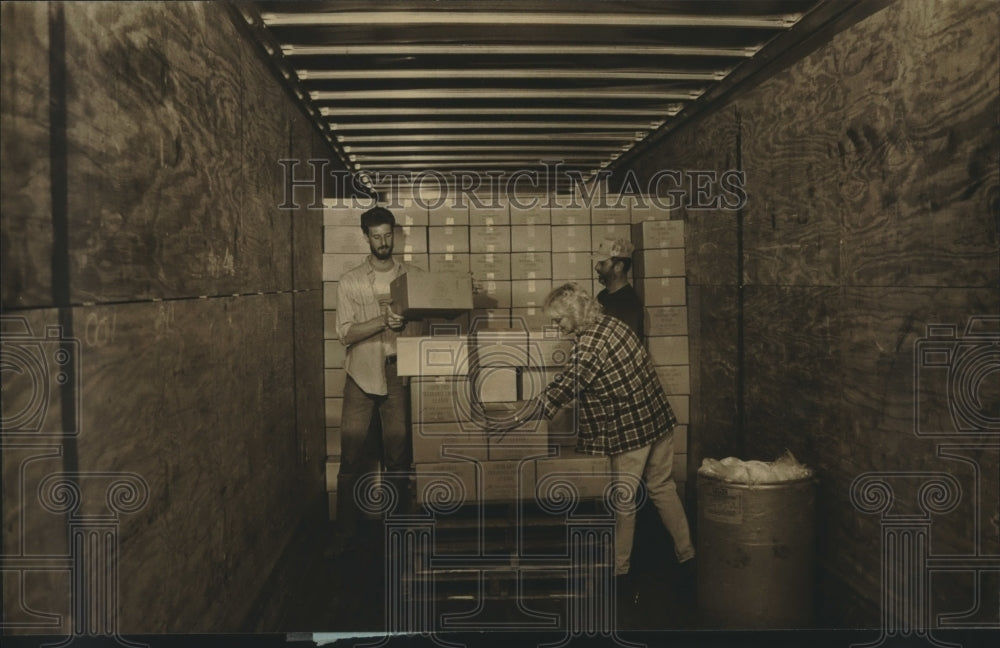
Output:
top-left (237, 1), bottom-right (829, 194)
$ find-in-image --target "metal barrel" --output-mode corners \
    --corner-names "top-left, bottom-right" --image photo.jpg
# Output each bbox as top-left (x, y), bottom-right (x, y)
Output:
top-left (696, 472), bottom-right (817, 628)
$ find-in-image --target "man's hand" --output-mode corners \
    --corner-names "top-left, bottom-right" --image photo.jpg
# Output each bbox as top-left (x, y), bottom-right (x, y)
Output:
top-left (383, 305), bottom-right (406, 331)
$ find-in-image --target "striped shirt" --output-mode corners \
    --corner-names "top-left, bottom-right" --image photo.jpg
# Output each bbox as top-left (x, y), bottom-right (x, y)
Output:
top-left (336, 255), bottom-right (422, 395)
top-left (540, 315), bottom-right (676, 456)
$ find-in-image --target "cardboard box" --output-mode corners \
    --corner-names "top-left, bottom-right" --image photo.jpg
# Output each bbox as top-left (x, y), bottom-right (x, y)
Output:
top-left (634, 248), bottom-right (685, 278)
top-left (638, 277), bottom-right (686, 306)
top-left (323, 281), bottom-right (338, 309)
top-left (644, 306), bottom-right (688, 336)
top-left (534, 455), bottom-right (612, 500)
top-left (326, 426), bottom-right (342, 457)
top-left (509, 252), bottom-right (552, 280)
top-left (655, 365), bottom-right (691, 395)
top-left (656, 364), bottom-right (691, 395)
top-left (631, 219), bottom-right (684, 249)
top-left (510, 307), bottom-right (551, 331)
top-left (472, 279), bottom-right (512, 309)
top-left (548, 406), bottom-right (578, 445)
top-left (428, 204), bottom-right (469, 227)
top-left (469, 226), bottom-right (511, 253)
top-left (412, 423), bottom-right (489, 464)
top-left (427, 226), bottom-right (470, 254)
top-left (673, 425), bottom-right (688, 454)
top-left (396, 336), bottom-right (470, 376)
top-left (488, 419), bottom-right (552, 461)
top-left (527, 333), bottom-right (574, 368)
top-left (511, 225), bottom-right (552, 252)
top-left (396, 225), bottom-right (429, 254)
top-left (667, 394), bottom-right (690, 424)
top-left (590, 205), bottom-right (630, 224)
top-left (470, 205), bottom-right (509, 227)
top-left (509, 203), bottom-right (550, 225)
top-left (647, 335), bottom-right (689, 366)
top-left (410, 376), bottom-right (473, 423)
top-left (469, 253), bottom-right (512, 281)
top-left (518, 367), bottom-right (559, 400)
top-left (552, 252), bottom-right (596, 279)
top-left (511, 279), bottom-right (552, 309)
top-left (519, 367), bottom-right (562, 400)
top-left (469, 309), bottom-right (511, 330)
top-left (415, 462), bottom-right (478, 505)
top-left (550, 205), bottom-right (591, 225)
top-left (550, 226), bottom-right (592, 253)
top-left (428, 253), bottom-right (471, 274)
top-left (325, 339), bottom-right (346, 368)
top-left (323, 253), bottom-right (368, 281)
top-left (324, 310), bottom-right (338, 338)
top-left (474, 366), bottom-right (519, 402)
top-left (390, 271), bottom-right (474, 319)
top-left (426, 313), bottom-right (470, 335)
top-left (471, 329), bottom-right (529, 367)
top-left (394, 200), bottom-right (430, 227)
top-left (479, 459), bottom-right (536, 502)
top-left (325, 369), bottom-right (347, 397)
top-left (591, 223), bottom-right (632, 244)
top-left (400, 253), bottom-right (429, 271)
top-left (325, 398), bottom-right (343, 428)
top-left (628, 202), bottom-right (673, 224)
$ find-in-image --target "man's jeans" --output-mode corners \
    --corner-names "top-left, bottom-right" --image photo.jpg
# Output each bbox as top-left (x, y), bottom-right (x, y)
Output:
top-left (337, 361), bottom-right (411, 530)
top-left (609, 431), bottom-right (695, 575)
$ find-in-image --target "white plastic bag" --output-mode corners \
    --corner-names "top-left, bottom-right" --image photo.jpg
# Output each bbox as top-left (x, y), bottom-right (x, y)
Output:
top-left (698, 450), bottom-right (812, 484)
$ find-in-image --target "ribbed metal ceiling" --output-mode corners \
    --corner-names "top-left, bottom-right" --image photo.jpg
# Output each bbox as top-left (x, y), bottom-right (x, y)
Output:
top-left (233, 1), bottom-right (832, 194)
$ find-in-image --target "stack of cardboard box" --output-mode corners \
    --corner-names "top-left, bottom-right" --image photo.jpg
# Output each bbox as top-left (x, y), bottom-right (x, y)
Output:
top-left (402, 324), bottom-right (613, 505)
top-left (321, 198), bottom-right (690, 517)
top-left (632, 216), bottom-right (690, 496)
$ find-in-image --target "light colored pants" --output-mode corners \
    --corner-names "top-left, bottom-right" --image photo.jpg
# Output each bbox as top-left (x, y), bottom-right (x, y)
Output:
top-left (609, 432), bottom-right (695, 575)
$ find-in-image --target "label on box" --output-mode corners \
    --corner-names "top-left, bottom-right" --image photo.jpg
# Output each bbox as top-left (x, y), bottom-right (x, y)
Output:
top-left (411, 377), bottom-right (474, 422)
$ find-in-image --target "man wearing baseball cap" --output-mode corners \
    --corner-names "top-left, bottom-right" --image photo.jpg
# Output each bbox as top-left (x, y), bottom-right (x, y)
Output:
top-left (593, 237), bottom-right (642, 337)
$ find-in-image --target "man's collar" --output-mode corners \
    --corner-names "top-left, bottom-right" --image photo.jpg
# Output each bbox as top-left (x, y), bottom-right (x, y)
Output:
top-left (365, 254), bottom-right (401, 274)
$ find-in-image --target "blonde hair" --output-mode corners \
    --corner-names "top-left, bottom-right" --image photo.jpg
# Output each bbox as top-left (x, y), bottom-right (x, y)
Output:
top-left (543, 282), bottom-right (604, 328)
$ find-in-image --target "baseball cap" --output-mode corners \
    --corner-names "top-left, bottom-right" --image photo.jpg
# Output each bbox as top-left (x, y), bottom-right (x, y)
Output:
top-left (592, 237), bottom-right (635, 261)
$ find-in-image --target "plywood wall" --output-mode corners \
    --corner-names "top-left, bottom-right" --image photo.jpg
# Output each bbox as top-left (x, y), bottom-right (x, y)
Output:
top-left (612, 0), bottom-right (999, 627)
top-left (1, 1), bottom-right (337, 634)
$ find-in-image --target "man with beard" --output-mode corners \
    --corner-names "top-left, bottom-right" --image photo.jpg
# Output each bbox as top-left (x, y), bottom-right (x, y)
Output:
top-left (335, 206), bottom-right (419, 546)
top-left (593, 237), bottom-right (642, 337)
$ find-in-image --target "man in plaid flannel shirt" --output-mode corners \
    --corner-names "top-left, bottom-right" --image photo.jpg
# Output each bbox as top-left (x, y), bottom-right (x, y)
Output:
top-left (493, 282), bottom-right (694, 588)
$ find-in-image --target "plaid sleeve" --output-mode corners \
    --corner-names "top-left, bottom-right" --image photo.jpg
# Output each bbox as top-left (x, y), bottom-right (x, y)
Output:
top-left (541, 334), bottom-right (604, 419)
